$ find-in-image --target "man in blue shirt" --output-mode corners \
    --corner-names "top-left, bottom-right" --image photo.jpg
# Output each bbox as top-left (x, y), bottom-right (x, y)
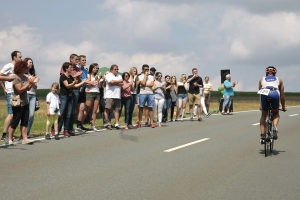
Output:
top-left (221, 74), bottom-right (238, 115)
top-left (76, 55), bottom-right (89, 131)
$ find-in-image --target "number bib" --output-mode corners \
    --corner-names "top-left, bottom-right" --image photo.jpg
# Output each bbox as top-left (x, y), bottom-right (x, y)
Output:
top-left (257, 88), bottom-right (270, 96)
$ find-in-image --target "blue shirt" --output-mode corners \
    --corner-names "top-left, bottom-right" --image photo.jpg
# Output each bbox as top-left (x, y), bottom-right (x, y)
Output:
top-left (223, 80), bottom-right (234, 97)
top-left (77, 65), bottom-right (88, 87)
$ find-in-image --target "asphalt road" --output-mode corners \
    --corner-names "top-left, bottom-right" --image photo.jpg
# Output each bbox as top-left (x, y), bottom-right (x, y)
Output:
top-left (1, 107), bottom-right (300, 200)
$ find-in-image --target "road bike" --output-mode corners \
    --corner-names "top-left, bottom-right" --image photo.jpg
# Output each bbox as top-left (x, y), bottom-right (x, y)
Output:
top-left (262, 97), bottom-right (275, 157)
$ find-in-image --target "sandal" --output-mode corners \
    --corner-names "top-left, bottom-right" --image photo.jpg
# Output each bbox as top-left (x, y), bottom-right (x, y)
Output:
top-left (221, 112), bottom-right (225, 115)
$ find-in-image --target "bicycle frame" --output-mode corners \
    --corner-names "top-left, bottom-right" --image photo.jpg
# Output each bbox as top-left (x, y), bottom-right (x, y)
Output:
top-left (264, 98), bottom-right (274, 157)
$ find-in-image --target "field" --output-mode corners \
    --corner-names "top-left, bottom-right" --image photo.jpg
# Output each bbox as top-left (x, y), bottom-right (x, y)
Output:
top-left (0, 91), bottom-right (299, 137)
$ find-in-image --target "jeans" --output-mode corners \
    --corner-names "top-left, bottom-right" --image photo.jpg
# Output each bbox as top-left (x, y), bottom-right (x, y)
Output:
top-left (5, 93), bottom-right (13, 114)
top-left (163, 98), bottom-right (172, 120)
top-left (69, 89), bottom-right (79, 130)
top-left (121, 97), bottom-right (133, 125)
top-left (27, 94), bottom-right (36, 136)
top-left (58, 95), bottom-right (73, 132)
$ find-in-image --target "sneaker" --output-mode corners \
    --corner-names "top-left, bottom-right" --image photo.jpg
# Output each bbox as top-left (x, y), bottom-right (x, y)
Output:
top-left (260, 138), bottom-right (265, 144)
top-left (198, 117), bottom-right (203, 121)
top-left (22, 139), bottom-right (35, 145)
top-left (137, 122), bottom-right (142, 128)
top-left (190, 117), bottom-right (194, 121)
top-left (51, 129), bottom-right (55, 136)
top-left (81, 126), bottom-right (90, 131)
top-left (75, 126), bottom-right (83, 131)
top-left (1, 133), bottom-right (7, 141)
top-left (144, 122), bottom-right (149, 126)
top-left (8, 140), bottom-right (16, 145)
top-left (55, 134), bottom-right (60, 140)
top-left (27, 134), bottom-right (34, 138)
top-left (206, 113), bottom-right (211, 118)
top-left (64, 130), bottom-right (70, 137)
top-left (91, 125), bottom-right (98, 131)
top-left (69, 130), bottom-right (75, 136)
top-left (151, 123), bottom-right (155, 128)
top-left (114, 125), bottom-right (121, 130)
top-left (45, 134), bottom-right (51, 140)
top-left (105, 125), bottom-right (113, 130)
top-left (128, 125), bottom-right (137, 129)
top-left (273, 127), bottom-right (278, 140)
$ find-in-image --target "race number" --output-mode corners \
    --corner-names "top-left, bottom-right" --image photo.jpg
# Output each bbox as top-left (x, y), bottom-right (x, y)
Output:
top-left (257, 88), bottom-right (270, 96)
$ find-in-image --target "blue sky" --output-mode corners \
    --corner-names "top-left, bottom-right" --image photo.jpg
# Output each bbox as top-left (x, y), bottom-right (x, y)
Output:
top-left (1, 0), bottom-right (299, 91)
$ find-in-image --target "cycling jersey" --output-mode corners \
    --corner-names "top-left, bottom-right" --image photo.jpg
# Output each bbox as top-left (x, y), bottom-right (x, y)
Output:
top-left (260, 76), bottom-right (280, 111)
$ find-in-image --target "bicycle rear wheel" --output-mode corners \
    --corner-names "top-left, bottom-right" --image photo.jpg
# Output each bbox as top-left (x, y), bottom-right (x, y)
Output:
top-left (270, 138), bottom-right (274, 153)
top-left (264, 134), bottom-right (267, 157)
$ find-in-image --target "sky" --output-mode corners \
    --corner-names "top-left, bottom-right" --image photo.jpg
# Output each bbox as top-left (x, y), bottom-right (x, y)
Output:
top-left (0, 0), bottom-right (299, 92)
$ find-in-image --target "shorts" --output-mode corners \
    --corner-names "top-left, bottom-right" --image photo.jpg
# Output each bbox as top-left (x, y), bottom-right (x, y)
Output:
top-left (6, 93), bottom-right (13, 114)
top-left (188, 93), bottom-right (200, 105)
top-left (137, 94), bottom-right (148, 107)
top-left (78, 91), bottom-right (86, 103)
top-left (260, 90), bottom-right (280, 111)
top-left (105, 98), bottom-right (121, 110)
top-left (177, 94), bottom-right (187, 100)
top-left (86, 92), bottom-right (100, 101)
top-left (139, 94), bottom-right (154, 108)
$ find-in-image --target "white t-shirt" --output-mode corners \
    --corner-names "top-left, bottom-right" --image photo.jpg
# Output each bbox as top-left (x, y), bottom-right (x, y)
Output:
top-left (138, 74), bottom-right (154, 94)
top-left (87, 74), bottom-right (99, 93)
top-left (0, 63), bottom-right (14, 93)
top-left (105, 72), bottom-right (122, 99)
top-left (46, 92), bottom-right (60, 115)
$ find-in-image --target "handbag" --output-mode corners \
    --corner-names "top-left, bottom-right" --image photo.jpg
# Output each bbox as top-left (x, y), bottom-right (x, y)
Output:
top-left (10, 94), bottom-right (21, 107)
top-left (35, 98), bottom-right (40, 111)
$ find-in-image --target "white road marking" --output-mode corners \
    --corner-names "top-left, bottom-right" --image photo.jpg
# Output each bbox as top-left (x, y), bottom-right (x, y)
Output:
top-left (252, 123), bottom-right (260, 126)
top-left (289, 114), bottom-right (298, 117)
top-left (164, 138), bottom-right (210, 152)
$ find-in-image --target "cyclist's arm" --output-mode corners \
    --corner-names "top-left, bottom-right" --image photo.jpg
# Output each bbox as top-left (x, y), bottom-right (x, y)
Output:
top-left (258, 78), bottom-right (263, 90)
top-left (279, 78), bottom-right (286, 111)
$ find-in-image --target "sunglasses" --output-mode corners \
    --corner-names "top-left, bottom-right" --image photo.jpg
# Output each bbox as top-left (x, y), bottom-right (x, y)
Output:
top-left (266, 68), bottom-right (276, 73)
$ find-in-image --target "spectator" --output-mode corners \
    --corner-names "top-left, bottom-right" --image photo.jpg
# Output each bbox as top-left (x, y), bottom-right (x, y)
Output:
top-left (46, 83), bottom-right (60, 140)
top-left (24, 57), bottom-right (37, 138)
top-left (187, 68), bottom-right (203, 121)
top-left (58, 62), bottom-right (86, 137)
top-left (162, 75), bottom-right (171, 123)
top-left (152, 72), bottom-right (165, 127)
top-left (121, 72), bottom-right (135, 129)
top-left (221, 74), bottom-right (237, 115)
top-left (76, 55), bottom-right (88, 131)
top-left (175, 74), bottom-right (188, 121)
top-left (85, 63), bottom-right (101, 131)
top-left (137, 64), bottom-right (155, 128)
top-left (169, 75), bottom-right (177, 122)
top-left (0, 51), bottom-right (22, 141)
top-left (8, 60), bottom-right (35, 145)
top-left (129, 67), bottom-right (138, 124)
top-left (203, 76), bottom-right (213, 112)
top-left (104, 65), bottom-right (123, 130)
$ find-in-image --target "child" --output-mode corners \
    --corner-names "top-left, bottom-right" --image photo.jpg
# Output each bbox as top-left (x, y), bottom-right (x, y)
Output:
top-left (46, 83), bottom-right (60, 140)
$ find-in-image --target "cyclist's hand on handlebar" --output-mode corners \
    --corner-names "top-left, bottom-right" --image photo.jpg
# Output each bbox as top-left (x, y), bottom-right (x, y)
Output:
top-left (280, 107), bottom-right (287, 112)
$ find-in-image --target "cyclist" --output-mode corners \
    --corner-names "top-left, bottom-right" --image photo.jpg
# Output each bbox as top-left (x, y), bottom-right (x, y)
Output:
top-left (259, 66), bottom-right (286, 144)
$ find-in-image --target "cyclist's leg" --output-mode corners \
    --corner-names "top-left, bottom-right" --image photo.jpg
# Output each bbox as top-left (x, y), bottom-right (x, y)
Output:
top-left (260, 94), bottom-right (268, 139)
top-left (260, 110), bottom-right (267, 137)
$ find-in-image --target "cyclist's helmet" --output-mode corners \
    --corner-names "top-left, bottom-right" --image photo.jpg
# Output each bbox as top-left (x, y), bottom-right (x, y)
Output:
top-left (265, 66), bottom-right (277, 76)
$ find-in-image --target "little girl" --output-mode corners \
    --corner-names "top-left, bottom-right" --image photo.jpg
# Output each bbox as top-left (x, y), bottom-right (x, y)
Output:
top-left (45, 83), bottom-right (60, 140)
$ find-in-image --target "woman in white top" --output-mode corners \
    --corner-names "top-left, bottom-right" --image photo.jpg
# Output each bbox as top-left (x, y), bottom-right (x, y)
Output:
top-left (175, 74), bottom-right (188, 121)
top-left (203, 76), bottom-right (213, 112)
top-left (24, 58), bottom-right (38, 138)
top-left (129, 67), bottom-right (138, 124)
top-left (85, 63), bottom-right (102, 131)
top-left (152, 72), bottom-right (165, 127)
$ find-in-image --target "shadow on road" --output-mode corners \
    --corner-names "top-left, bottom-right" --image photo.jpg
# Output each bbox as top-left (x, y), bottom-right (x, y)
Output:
top-left (118, 128), bottom-right (139, 142)
top-left (259, 149), bottom-right (286, 156)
